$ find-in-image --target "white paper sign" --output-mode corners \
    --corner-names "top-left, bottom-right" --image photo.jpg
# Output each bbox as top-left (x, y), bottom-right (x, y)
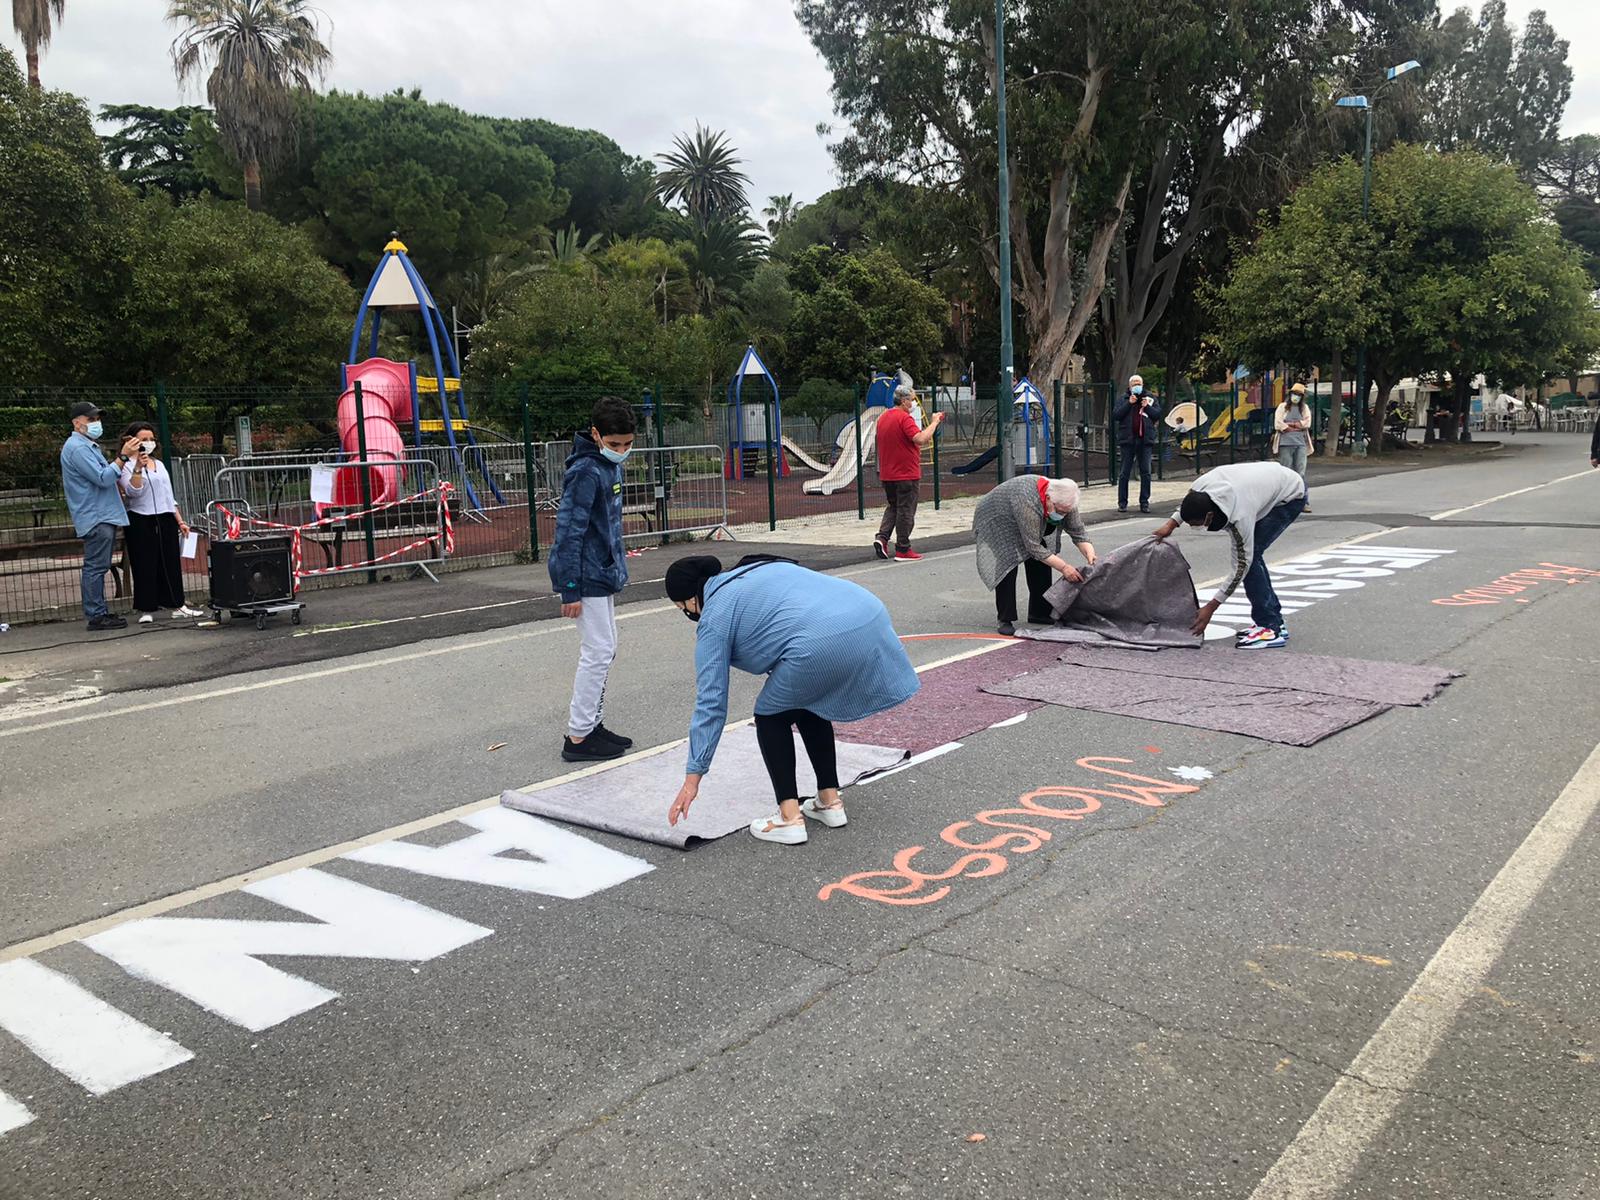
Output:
top-left (181, 531), bottom-right (199, 559)
top-left (309, 465), bottom-right (336, 505)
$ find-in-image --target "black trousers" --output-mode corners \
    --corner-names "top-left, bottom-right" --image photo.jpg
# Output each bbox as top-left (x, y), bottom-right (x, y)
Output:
top-left (996, 555), bottom-right (1055, 624)
top-left (753, 708), bottom-right (840, 802)
top-left (1117, 441), bottom-right (1154, 509)
top-left (125, 511), bottom-right (186, 612)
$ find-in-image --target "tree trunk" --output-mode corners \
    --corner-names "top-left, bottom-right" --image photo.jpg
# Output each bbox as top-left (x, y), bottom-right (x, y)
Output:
top-left (1325, 348), bottom-right (1343, 457)
top-left (1452, 367), bottom-right (1473, 443)
top-left (26, 46), bottom-right (41, 89)
top-left (243, 158), bottom-right (263, 213)
top-left (1368, 372), bottom-right (1397, 452)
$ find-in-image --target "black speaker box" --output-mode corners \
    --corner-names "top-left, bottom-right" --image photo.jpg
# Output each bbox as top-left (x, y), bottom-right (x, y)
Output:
top-left (208, 537), bottom-right (294, 608)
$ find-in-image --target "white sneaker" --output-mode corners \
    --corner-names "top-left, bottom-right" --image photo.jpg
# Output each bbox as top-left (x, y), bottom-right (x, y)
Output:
top-left (749, 816), bottom-right (808, 845)
top-left (800, 796), bottom-right (848, 828)
top-left (177, 605), bottom-right (205, 618)
top-left (138, 613), bottom-right (155, 624)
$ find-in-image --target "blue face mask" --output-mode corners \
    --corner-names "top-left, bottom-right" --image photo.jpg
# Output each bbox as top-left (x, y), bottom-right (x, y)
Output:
top-left (1131, 386), bottom-right (1143, 396)
top-left (85, 421), bottom-right (103, 438)
top-left (599, 446), bottom-right (630, 465)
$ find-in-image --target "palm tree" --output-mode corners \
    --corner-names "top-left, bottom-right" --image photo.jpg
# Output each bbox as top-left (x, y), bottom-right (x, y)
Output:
top-left (536, 225), bottom-right (603, 270)
top-left (762, 193), bottom-right (800, 236)
top-left (677, 218), bottom-right (762, 313)
top-left (167, 0), bottom-right (330, 212)
top-left (656, 124), bottom-right (751, 228)
top-left (12, 0), bottom-right (65, 89)
top-left (450, 253), bottom-right (537, 326)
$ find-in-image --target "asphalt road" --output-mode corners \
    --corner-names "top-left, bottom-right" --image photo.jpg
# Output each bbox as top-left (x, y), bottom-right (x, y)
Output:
top-left (2, 434), bottom-right (1597, 1199)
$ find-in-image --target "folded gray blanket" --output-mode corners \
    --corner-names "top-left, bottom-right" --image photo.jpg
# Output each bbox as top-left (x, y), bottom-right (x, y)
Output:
top-left (1036, 536), bottom-right (1202, 650)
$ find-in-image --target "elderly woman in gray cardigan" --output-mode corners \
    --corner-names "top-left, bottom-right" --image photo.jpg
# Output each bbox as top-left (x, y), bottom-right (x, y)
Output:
top-left (973, 475), bottom-right (1097, 635)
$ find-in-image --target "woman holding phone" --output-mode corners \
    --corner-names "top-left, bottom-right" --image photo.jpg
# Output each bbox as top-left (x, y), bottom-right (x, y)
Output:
top-left (119, 422), bottom-right (203, 622)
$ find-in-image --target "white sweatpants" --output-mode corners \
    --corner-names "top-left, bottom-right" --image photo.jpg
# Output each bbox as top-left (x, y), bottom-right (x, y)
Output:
top-left (568, 595), bottom-right (618, 738)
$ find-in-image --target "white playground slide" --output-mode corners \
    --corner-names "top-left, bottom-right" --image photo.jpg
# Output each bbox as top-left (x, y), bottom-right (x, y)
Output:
top-left (779, 436), bottom-right (832, 474)
top-left (802, 408), bottom-right (885, 496)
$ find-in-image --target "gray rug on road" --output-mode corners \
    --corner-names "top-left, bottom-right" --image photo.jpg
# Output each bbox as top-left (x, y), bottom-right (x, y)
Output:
top-left (1049, 645), bottom-right (1460, 705)
top-left (501, 726), bottom-right (907, 849)
top-left (1027, 537), bottom-right (1202, 651)
top-left (982, 650), bottom-right (1459, 747)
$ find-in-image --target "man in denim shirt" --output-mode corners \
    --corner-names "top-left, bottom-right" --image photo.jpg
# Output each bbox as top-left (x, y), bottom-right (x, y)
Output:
top-left (60, 402), bottom-right (141, 630)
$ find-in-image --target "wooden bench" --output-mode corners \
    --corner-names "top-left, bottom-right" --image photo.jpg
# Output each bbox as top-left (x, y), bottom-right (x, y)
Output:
top-left (0, 488), bottom-right (52, 529)
top-left (0, 531), bottom-right (132, 597)
top-left (304, 497), bottom-right (454, 569)
top-left (620, 465), bottom-right (677, 531)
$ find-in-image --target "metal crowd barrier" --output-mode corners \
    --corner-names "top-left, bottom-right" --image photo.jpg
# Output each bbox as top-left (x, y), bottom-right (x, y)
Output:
top-left (208, 457), bottom-right (450, 581)
top-left (617, 444), bottom-right (728, 545)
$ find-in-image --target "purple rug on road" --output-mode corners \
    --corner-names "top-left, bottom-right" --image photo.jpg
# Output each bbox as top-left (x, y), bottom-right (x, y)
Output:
top-left (838, 638), bottom-right (1064, 754)
top-left (501, 725), bottom-right (907, 849)
top-left (982, 649), bottom-right (1459, 747)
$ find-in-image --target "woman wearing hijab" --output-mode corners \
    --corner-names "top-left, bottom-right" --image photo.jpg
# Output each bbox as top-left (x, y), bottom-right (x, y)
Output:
top-left (971, 474), bottom-right (1097, 635)
top-left (118, 421), bottom-right (203, 623)
top-left (664, 555), bottom-right (919, 845)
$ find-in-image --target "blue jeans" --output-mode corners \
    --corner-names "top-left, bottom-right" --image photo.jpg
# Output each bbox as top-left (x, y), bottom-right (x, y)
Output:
top-left (1117, 442), bottom-right (1153, 509)
top-left (1243, 497), bottom-right (1305, 632)
top-left (1277, 443), bottom-right (1309, 501)
top-left (80, 521), bottom-right (118, 620)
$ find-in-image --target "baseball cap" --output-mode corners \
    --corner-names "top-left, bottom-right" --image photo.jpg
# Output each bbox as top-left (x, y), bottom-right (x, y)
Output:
top-left (68, 401), bottom-right (102, 420)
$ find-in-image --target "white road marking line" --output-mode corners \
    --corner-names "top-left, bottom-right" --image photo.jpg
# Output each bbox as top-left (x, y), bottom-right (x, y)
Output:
top-left (0, 639), bottom-right (1010, 965)
top-left (858, 742), bottom-right (965, 783)
top-left (0, 1091), bottom-right (33, 1135)
top-left (0, 959), bottom-right (193, 1094)
top-left (0, 551), bottom-right (982, 737)
top-left (0, 602), bottom-right (674, 737)
top-left (82, 868), bottom-right (493, 1032)
top-left (1429, 467), bottom-right (1595, 520)
top-left (292, 596), bottom-right (536, 636)
top-left (1249, 739), bottom-right (1600, 1200)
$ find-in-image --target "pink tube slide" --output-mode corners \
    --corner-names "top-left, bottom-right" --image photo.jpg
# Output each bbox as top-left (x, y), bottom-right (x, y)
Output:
top-left (333, 358), bottom-right (412, 507)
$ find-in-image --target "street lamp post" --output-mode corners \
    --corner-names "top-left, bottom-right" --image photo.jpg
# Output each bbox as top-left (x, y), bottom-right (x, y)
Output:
top-left (994, 0), bottom-right (1015, 482)
top-left (1337, 62), bottom-right (1419, 458)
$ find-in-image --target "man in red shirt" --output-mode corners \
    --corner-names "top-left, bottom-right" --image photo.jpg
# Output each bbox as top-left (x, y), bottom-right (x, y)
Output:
top-left (873, 384), bottom-right (944, 561)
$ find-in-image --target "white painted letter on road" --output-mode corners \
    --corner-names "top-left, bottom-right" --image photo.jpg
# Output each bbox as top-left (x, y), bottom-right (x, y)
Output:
top-left (345, 808), bottom-right (654, 899)
top-left (0, 959), bottom-right (193, 1096)
top-left (83, 868), bottom-right (491, 1032)
top-left (0, 1091), bottom-right (34, 1136)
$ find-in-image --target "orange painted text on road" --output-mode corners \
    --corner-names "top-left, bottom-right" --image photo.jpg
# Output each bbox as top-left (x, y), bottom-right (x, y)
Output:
top-left (1432, 562), bottom-right (1600, 606)
top-left (818, 757), bottom-right (1200, 907)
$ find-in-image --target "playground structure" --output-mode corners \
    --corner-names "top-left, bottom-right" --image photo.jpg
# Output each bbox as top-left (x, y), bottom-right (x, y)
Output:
top-left (725, 344), bottom-right (788, 480)
top-left (338, 238), bottom-right (502, 511)
top-left (951, 377), bottom-right (1053, 476)
top-left (801, 370), bottom-right (914, 496)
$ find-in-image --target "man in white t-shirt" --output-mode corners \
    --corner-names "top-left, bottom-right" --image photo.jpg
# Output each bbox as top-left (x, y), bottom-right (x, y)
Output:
top-left (1151, 461), bottom-right (1307, 649)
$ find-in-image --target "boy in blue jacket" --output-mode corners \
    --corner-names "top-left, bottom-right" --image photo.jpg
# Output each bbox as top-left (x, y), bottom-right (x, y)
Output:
top-left (550, 397), bottom-right (638, 762)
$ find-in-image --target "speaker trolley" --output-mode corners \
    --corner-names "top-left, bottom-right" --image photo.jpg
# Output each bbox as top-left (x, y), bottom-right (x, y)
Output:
top-left (203, 502), bottom-right (305, 630)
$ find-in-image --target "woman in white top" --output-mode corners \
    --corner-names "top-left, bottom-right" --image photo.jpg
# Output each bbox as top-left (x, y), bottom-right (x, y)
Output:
top-left (119, 422), bottom-right (202, 622)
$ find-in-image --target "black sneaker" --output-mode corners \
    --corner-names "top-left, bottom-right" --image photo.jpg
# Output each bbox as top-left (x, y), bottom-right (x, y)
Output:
top-left (589, 722), bottom-right (633, 749)
top-left (87, 615), bottom-right (128, 631)
top-left (1139, 505), bottom-right (1151, 514)
top-left (562, 735), bottom-right (624, 763)
top-left (997, 621), bottom-right (1016, 636)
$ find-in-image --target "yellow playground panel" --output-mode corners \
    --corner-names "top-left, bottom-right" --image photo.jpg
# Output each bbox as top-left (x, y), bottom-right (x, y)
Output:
top-left (415, 376), bottom-right (462, 395)
top-left (1204, 378), bottom-right (1279, 439)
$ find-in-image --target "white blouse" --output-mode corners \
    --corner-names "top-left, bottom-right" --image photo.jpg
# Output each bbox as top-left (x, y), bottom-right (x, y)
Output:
top-left (120, 458), bottom-right (179, 516)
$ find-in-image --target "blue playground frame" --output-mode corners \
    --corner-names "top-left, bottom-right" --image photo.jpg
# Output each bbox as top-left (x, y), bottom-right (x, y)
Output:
top-left (347, 238), bottom-right (503, 509)
top-left (725, 344), bottom-right (788, 480)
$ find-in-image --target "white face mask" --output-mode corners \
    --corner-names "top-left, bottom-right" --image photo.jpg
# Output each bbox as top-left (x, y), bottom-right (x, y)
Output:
top-left (140, 440), bottom-right (157, 454)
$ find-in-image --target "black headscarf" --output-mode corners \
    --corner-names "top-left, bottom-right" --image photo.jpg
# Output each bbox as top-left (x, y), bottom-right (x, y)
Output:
top-left (664, 555), bottom-right (723, 604)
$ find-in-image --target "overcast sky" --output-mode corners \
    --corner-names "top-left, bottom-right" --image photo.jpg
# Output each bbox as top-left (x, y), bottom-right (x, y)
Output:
top-left (8, 0), bottom-right (1599, 213)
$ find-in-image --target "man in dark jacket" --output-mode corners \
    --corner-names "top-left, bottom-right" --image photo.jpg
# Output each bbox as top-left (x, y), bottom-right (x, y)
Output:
top-left (1114, 374), bottom-right (1162, 513)
top-left (549, 396), bottom-right (637, 762)
top-left (1590, 410), bottom-right (1599, 469)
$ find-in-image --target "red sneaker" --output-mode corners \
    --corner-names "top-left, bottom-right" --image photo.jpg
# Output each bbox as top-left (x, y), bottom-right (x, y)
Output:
top-left (894, 549), bottom-right (923, 561)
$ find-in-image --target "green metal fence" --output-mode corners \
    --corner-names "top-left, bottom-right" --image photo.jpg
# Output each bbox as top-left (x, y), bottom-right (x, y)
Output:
top-left (2, 377), bottom-right (1260, 625)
